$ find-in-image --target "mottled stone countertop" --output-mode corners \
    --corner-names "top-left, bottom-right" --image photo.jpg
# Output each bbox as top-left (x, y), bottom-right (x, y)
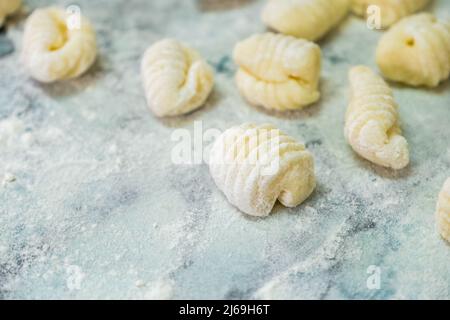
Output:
top-left (0, 0), bottom-right (449, 299)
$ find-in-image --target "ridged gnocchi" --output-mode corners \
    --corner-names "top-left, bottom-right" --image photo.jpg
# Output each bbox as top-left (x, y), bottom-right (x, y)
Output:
top-left (345, 66), bottom-right (409, 169)
top-left (209, 123), bottom-right (316, 217)
top-left (351, 0), bottom-right (430, 28)
top-left (233, 33), bottom-right (321, 111)
top-left (141, 39), bottom-right (214, 117)
top-left (0, 0), bottom-right (21, 26)
top-left (436, 178), bottom-right (450, 243)
top-left (261, 0), bottom-right (350, 41)
top-left (21, 7), bottom-right (97, 83)
top-left (376, 13), bottom-right (450, 87)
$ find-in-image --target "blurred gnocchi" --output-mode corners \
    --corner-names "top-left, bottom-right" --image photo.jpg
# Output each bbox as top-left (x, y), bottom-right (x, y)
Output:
top-left (262, 0), bottom-right (350, 41)
top-left (233, 33), bottom-right (321, 111)
top-left (351, 0), bottom-right (430, 28)
top-left (436, 178), bottom-right (450, 243)
top-left (376, 13), bottom-right (450, 87)
top-left (345, 66), bottom-right (409, 169)
top-left (209, 123), bottom-right (316, 217)
top-left (141, 39), bottom-right (214, 117)
top-left (0, 0), bottom-right (21, 26)
top-left (21, 7), bottom-right (97, 83)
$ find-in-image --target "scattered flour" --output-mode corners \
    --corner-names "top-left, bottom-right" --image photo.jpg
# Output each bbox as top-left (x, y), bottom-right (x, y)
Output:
top-left (20, 132), bottom-right (34, 146)
top-left (135, 279), bottom-right (146, 288)
top-left (142, 279), bottom-right (174, 300)
top-left (81, 109), bottom-right (97, 121)
top-left (1, 172), bottom-right (16, 187)
top-left (108, 143), bottom-right (118, 154)
top-left (66, 265), bottom-right (86, 291)
top-left (254, 220), bottom-right (350, 299)
top-left (0, 117), bottom-right (25, 147)
top-left (0, 116), bottom-right (66, 152)
top-left (43, 127), bottom-right (64, 140)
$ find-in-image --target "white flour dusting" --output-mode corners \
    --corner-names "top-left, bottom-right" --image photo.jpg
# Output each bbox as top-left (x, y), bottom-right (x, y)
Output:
top-left (0, 0), bottom-right (449, 300)
top-left (142, 279), bottom-right (174, 300)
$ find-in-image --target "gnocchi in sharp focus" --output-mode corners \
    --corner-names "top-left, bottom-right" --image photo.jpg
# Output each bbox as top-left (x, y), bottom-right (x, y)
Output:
top-left (436, 178), bottom-right (450, 243)
top-left (209, 123), bottom-right (316, 217)
top-left (141, 39), bottom-right (214, 117)
top-left (376, 13), bottom-right (450, 87)
top-left (21, 7), bottom-right (97, 83)
top-left (233, 33), bottom-right (321, 111)
top-left (345, 66), bottom-right (409, 169)
top-left (0, 0), bottom-right (21, 26)
top-left (351, 0), bottom-right (430, 28)
top-left (261, 0), bottom-right (350, 41)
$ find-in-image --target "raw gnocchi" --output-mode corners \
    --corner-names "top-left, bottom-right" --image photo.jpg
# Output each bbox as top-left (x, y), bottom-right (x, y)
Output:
top-left (21, 7), bottom-right (97, 83)
top-left (0, 0), bottom-right (20, 26)
top-left (261, 0), bottom-right (350, 41)
top-left (141, 39), bottom-right (214, 117)
top-left (376, 13), bottom-right (450, 87)
top-left (436, 178), bottom-right (450, 243)
top-left (345, 66), bottom-right (409, 169)
top-left (351, 0), bottom-right (430, 28)
top-left (209, 123), bottom-right (316, 217)
top-left (233, 33), bottom-right (321, 111)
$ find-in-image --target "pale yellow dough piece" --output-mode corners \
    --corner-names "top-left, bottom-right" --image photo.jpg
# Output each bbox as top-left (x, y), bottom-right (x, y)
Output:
top-left (351, 0), bottom-right (430, 28)
top-left (376, 13), bottom-right (450, 87)
top-left (141, 39), bottom-right (214, 117)
top-left (209, 123), bottom-right (316, 217)
top-left (261, 0), bottom-right (350, 41)
top-left (436, 178), bottom-right (450, 243)
top-left (0, 0), bottom-right (21, 26)
top-left (22, 7), bottom-right (97, 83)
top-left (233, 33), bottom-right (321, 111)
top-left (345, 66), bottom-right (409, 169)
